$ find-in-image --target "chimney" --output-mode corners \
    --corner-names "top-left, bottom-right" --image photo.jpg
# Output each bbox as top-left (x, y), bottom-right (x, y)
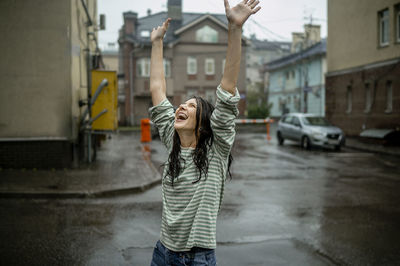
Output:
top-left (304, 24), bottom-right (321, 47)
top-left (167, 0), bottom-right (182, 39)
top-left (147, 9), bottom-right (152, 16)
top-left (123, 12), bottom-right (138, 36)
top-left (168, 0), bottom-right (182, 21)
top-left (291, 32), bottom-right (304, 53)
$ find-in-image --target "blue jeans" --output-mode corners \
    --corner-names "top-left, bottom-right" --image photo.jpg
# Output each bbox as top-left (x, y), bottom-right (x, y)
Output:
top-left (150, 240), bottom-right (217, 266)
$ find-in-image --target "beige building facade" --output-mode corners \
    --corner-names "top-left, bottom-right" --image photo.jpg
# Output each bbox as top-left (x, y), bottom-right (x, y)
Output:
top-left (326, 0), bottom-right (400, 136)
top-left (0, 0), bottom-right (99, 168)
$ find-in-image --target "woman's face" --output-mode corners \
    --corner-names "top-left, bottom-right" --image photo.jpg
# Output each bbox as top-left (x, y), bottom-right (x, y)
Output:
top-left (174, 98), bottom-right (197, 132)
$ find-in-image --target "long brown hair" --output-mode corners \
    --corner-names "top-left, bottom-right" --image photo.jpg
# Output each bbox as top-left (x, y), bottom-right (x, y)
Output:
top-left (165, 96), bottom-right (233, 186)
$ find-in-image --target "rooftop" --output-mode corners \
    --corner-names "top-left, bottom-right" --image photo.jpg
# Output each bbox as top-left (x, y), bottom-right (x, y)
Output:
top-left (122, 11), bottom-right (228, 45)
top-left (265, 39), bottom-right (326, 71)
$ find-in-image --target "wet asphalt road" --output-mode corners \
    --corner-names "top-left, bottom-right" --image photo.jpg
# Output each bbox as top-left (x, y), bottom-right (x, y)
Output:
top-left (1, 132), bottom-right (400, 265)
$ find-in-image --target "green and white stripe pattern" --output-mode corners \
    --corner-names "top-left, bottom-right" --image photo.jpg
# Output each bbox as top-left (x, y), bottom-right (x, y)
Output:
top-left (149, 86), bottom-right (239, 252)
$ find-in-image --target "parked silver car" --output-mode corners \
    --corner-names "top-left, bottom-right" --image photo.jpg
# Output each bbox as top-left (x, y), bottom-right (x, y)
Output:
top-left (277, 113), bottom-right (345, 150)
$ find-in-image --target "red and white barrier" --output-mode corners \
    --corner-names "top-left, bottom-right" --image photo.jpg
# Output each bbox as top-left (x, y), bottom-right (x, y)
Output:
top-left (234, 118), bottom-right (274, 124)
top-left (234, 118), bottom-right (274, 141)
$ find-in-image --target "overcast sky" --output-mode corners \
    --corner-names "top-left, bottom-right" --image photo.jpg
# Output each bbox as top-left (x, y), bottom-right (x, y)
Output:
top-left (98, 0), bottom-right (327, 46)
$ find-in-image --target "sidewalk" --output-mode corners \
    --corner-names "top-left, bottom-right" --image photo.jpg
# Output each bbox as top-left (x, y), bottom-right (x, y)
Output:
top-left (0, 131), bottom-right (162, 198)
top-left (344, 136), bottom-right (400, 157)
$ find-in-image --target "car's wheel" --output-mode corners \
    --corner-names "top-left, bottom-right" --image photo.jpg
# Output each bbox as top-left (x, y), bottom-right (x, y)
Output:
top-left (301, 136), bottom-right (311, 150)
top-left (277, 132), bottom-right (284, 145)
top-left (334, 145), bottom-right (341, 151)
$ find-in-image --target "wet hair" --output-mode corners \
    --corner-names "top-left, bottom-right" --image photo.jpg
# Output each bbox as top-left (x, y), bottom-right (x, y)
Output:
top-left (165, 96), bottom-right (233, 186)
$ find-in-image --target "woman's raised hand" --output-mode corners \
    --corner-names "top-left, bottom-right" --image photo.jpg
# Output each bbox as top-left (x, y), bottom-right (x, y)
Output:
top-left (151, 18), bottom-right (171, 43)
top-left (224, 0), bottom-right (261, 27)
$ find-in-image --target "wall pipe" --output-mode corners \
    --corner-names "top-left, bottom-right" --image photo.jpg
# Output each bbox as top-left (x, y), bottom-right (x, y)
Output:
top-left (79, 79), bottom-right (109, 129)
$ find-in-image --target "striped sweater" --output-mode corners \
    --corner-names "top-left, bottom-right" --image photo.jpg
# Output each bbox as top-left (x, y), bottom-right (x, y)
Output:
top-left (149, 85), bottom-right (239, 252)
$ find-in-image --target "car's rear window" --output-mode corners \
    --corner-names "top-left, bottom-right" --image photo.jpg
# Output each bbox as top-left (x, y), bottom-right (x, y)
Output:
top-left (282, 116), bottom-right (292, 123)
top-left (302, 117), bottom-right (331, 126)
top-left (291, 117), bottom-right (300, 126)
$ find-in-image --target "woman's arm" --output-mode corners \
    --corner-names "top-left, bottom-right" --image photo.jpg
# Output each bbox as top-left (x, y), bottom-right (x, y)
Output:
top-left (150, 18), bottom-right (171, 106)
top-left (221, 0), bottom-right (261, 95)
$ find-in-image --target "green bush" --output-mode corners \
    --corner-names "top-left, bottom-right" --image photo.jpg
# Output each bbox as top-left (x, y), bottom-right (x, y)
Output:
top-left (247, 105), bottom-right (270, 119)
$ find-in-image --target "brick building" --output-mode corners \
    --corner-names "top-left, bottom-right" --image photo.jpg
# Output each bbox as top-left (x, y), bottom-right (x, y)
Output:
top-left (326, 0), bottom-right (400, 136)
top-left (118, 0), bottom-right (247, 125)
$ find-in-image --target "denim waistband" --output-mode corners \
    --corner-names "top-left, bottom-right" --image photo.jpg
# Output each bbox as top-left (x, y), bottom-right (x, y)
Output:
top-left (188, 246), bottom-right (214, 254)
top-left (158, 240), bottom-right (214, 255)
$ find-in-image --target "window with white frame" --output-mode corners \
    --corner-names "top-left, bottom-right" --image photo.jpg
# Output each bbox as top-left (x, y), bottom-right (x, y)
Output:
top-left (379, 9), bottom-right (389, 46)
top-left (294, 96), bottom-right (300, 111)
top-left (196, 25), bottom-right (218, 43)
top-left (364, 83), bottom-right (372, 113)
top-left (346, 86), bottom-right (352, 113)
top-left (187, 57), bottom-right (197, 75)
top-left (205, 58), bottom-right (215, 75)
top-left (163, 59), bottom-right (171, 78)
top-left (205, 89), bottom-right (216, 104)
top-left (396, 4), bottom-right (400, 42)
top-left (137, 58), bottom-right (150, 77)
top-left (187, 87), bottom-right (198, 99)
top-left (385, 81), bottom-right (393, 113)
top-left (140, 30), bottom-right (150, 38)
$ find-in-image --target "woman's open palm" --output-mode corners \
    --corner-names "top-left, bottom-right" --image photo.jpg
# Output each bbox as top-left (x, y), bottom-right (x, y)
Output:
top-left (224, 0), bottom-right (261, 27)
top-left (151, 18), bottom-right (171, 42)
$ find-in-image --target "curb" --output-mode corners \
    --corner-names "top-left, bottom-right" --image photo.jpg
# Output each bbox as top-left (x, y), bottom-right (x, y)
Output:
top-left (0, 178), bottom-right (162, 199)
top-left (0, 158), bottom-right (162, 199)
top-left (344, 143), bottom-right (400, 157)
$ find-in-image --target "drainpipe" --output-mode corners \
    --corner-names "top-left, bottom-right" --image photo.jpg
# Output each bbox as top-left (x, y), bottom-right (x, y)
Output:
top-left (81, 0), bottom-right (93, 163)
top-left (129, 49), bottom-right (135, 126)
top-left (128, 45), bottom-right (144, 126)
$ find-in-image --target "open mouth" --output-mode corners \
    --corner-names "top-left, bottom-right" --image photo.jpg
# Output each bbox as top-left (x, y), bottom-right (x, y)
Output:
top-left (176, 112), bottom-right (188, 122)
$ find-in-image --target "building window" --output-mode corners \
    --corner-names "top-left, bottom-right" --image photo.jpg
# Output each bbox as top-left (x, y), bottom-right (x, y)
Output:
top-left (137, 58), bottom-right (150, 77)
top-left (140, 30), bottom-right (150, 37)
top-left (196, 25), bottom-right (218, 43)
top-left (379, 9), bottom-right (389, 46)
top-left (186, 87), bottom-right (198, 99)
top-left (205, 89), bottom-right (216, 104)
top-left (205, 58), bottom-right (215, 75)
top-left (294, 96), bottom-right (300, 111)
top-left (346, 85), bottom-right (352, 113)
top-left (396, 4), bottom-right (400, 43)
top-left (163, 59), bottom-right (171, 78)
top-left (385, 81), bottom-right (393, 113)
top-left (364, 83), bottom-right (372, 113)
top-left (187, 57), bottom-right (197, 75)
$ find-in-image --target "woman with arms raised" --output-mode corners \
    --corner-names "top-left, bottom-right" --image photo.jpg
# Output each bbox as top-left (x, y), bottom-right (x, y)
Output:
top-left (149, 0), bottom-right (261, 265)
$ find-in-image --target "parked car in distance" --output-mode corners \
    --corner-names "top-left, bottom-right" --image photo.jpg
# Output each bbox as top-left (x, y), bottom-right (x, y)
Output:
top-left (277, 113), bottom-right (345, 151)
